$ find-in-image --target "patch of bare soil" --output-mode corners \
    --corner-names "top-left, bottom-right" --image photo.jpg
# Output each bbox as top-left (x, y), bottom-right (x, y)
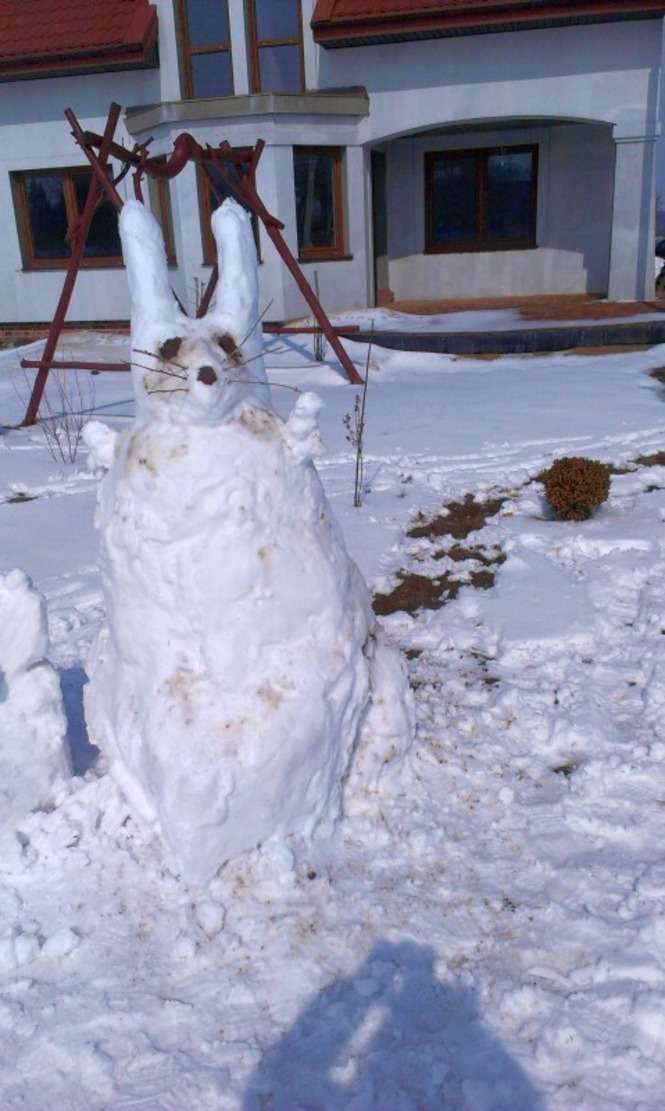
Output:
top-left (0, 334), bottom-right (41, 352)
top-left (469, 568), bottom-right (497, 591)
top-left (634, 451), bottom-right (665, 467)
top-left (648, 367), bottom-right (665, 385)
top-left (454, 353), bottom-right (504, 362)
top-left (564, 344), bottom-right (653, 356)
top-left (374, 523), bottom-right (506, 617)
top-left (407, 494), bottom-right (506, 541)
top-left (373, 572), bottom-right (457, 616)
top-left (605, 463), bottom-right (634, 475)
top-left (435, 543), bottom-right (506, 566)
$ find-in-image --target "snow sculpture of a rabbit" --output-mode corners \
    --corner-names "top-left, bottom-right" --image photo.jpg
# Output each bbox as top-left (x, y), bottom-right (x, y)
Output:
top-left (83, 198), bottom-right (411, 885)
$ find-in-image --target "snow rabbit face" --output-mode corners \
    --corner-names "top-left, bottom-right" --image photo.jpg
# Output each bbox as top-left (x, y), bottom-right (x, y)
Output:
top-left (121, 196), bottom-right (270, 426)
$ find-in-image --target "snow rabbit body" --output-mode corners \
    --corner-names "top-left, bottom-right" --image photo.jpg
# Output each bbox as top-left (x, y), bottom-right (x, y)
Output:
top-left (84, 198), bottom-right (407, 885)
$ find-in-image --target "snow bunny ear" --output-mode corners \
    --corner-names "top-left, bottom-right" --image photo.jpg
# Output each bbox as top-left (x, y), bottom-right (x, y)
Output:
top-left (119, 199), bottom-right (183, 330)
top-left (206, 199), bottom-right (262, 358)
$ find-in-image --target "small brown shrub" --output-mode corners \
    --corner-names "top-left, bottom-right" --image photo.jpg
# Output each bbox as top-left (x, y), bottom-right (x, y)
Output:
top-left (540, 457), bottom-right (610, 521)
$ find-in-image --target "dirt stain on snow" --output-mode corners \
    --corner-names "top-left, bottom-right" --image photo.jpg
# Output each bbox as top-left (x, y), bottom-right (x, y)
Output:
top-left (236, 409), bottom-right (278, 440)
top-left (165, 666), bottom-right (203, 727)
top-left (256, 682), bottom-right (284, 711)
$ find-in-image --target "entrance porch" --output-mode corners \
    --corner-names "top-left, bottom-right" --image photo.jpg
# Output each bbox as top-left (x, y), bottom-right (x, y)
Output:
top-left (370, 118), bottom-right (656, 306)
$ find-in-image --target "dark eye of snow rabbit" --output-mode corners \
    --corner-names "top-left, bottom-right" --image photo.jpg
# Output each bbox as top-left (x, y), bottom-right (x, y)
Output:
top-left (158, 337), bottom-right (183, 361)
top-left (217, 333), bottom-right (242, 365)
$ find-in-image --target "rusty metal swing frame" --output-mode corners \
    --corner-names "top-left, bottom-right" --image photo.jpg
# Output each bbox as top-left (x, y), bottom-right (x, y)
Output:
top-left (20, 101), bottom-right (362, 425)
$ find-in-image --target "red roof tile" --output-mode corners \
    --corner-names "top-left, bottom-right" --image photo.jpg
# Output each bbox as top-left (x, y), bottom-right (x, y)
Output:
top-left (312, 0), bottom-right (665, 44)
top-left (0, 0), bottom-right (157, 79)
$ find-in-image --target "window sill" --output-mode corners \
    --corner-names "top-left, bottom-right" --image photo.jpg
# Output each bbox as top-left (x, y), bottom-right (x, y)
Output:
top-left (202, 259), bottom-right (263, 268)
top-left (298, 253), bottom-right (353, 264)
top-left (424, 241), bottom-right (536, 255)
top-left (21, 260), bottom-right (125, 272)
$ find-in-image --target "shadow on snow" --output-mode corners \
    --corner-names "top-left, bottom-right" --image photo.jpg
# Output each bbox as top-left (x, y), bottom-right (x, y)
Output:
top-left (59, 665), bottom-right (99, 776)
top-left (244, 938), bottom-right (542, 1110)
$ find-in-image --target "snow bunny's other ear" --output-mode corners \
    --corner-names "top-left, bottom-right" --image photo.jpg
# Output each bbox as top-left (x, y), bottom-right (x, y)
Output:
top-left (119, 199), bottom-right (183, 328)
top-left (206, 198), bottom-right (261, 352)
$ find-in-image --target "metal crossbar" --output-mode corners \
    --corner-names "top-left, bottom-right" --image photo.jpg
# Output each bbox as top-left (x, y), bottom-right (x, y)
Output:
top-left (20, 101), bottom-right (361, 424)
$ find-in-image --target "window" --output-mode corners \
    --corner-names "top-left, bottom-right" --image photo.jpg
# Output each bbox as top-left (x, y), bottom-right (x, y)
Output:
top-left (12, 167), bottom-right (122, 269)
top-left (425, 145), bottom-right (538, 253)
top-left (294, 147), bottom-right (345, 261)
top-left (198, 164), bottom-right (260, 266)
top-left (176, 0), bottom-right (234, 99)
top-left (246, 0), bottom-right (304, 93)
top-left (148, 161), bottom-right (177, 265)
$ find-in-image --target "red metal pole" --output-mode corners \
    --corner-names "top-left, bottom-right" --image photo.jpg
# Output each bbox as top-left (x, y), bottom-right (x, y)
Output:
top-left (201, 150), bottom-right (361, 384)
top-left (21, 359), bottom-right (130, 372)
top-left (21, 102), bottom-right (122, 425)
top-left (20, 108), bottom-right (361, 415)
top-left (264, 324), bottom-right (360, 335)
top-left (196, 264), bottom-right (218, 318)
top-left (65, 105), bottom-right (124, 212)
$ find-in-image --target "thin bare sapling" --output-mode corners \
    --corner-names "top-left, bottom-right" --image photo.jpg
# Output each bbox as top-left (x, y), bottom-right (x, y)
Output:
top-left (343, 330), bottom-right (372, 507)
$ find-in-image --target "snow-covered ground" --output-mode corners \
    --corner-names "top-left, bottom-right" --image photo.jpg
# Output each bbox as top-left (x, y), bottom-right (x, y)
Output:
top-left (3, 331), bottom-right (665, 1108)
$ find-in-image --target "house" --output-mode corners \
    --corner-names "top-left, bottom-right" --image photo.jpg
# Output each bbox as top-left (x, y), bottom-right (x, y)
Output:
top-left (0, 0), bottom-right (662, 328)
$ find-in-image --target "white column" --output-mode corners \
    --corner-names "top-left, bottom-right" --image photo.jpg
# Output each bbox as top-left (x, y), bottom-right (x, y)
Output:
top-left (229, 1), bottom-right (250, 95)
top-left (607, 135), bottom-right (657, 301)
top-left (154, 0), bottom-right (183, 102)
top-left (299, 0), bottom-right (319, 90)
top-left (254, 144), bottom-right (294, 320)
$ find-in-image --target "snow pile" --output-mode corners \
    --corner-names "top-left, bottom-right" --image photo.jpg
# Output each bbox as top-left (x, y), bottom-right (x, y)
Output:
top-left (8, 326), bottom-right (665, 1105)
top-left (83, 199), bottom-right (411, 885)
top-left (344, 635), bottom-right (415, 812)
top-left (0, 569), bottom-right (69, 828)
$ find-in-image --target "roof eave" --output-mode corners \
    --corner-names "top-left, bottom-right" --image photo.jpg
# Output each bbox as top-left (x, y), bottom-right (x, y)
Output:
top-left (0, 3), bottom-right (157, 79)
top-left (312, 0), bottom-right (665, 45)
top-left (0, 54), bottom-right (158, 83)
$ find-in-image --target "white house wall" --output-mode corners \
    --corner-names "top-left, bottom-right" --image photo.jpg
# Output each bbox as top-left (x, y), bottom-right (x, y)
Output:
top-left (306, 14), bottom-right (662, 142)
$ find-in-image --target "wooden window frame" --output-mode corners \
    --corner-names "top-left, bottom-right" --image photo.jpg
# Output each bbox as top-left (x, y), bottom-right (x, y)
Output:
top-left (294, 146), bottom-right (347, 263)
top-left (198, 167), bottom-right (219, 266)
top-left (175, 0), bottom-right (234, 100)
top-left (424, 144), bottom-right (538, 254)
top-left (12, 166), bottom-right (123, 271)
top-left (148, 159), bottom-right (177, 266)
top-left (197, 166), bottom-right (260, 266)
top-left (245, 0), bottom-right (305, 94)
